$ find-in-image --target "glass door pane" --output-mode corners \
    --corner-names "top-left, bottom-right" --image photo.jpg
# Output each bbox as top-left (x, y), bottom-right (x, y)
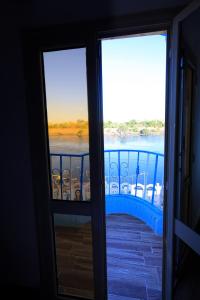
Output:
top-left (43, 48), bottom-right (91, 202)
top-left (42, 47), bottom-right (94, 298)
top-left (54, 214), bottom-right (94, 299)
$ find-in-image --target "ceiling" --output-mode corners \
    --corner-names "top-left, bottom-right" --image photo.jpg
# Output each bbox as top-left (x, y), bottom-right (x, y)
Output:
top-left (3, 0), bottom-right (192, 27)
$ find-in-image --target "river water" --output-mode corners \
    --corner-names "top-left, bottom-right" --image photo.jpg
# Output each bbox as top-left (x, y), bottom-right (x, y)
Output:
top-left (49, 134), bottom-right (165, 202)
top-left (49, 134), bottom-right (164, 186)
top-left (49, 134), bottom-right (164, 154)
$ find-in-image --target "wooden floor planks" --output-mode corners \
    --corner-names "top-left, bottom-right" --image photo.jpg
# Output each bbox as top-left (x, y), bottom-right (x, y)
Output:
top-left (55, 222), bottom-right (94, 299)
top-left (55, 213), bottom-right (163, 300)
top-left (107, 214), bottom-right (162, 300)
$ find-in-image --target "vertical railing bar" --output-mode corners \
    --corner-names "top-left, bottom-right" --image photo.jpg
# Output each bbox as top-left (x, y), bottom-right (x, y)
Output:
top-left (70, 157), bottom-right (72, 200)
top-left (118, 150), bottom-right (120, 194)
top-left (109, 152), bottom-right (110, 195)
top-left (60, 155), bottom-right (63, 200)
top-left (50, 154), bottom-right (53, 198)
top-left (144, 153), bottom-right (150, 200)
top-left (152, 154), bottom-right (158, 205)
top-left (135, 151), bottom-right (140, 197)
top-left (80, 155), bottom-right (84, 201)
top-left (88, 154), bottom-right (90, 200)
top-left (128, 151), bottom-right (130, 185)
top-left (49, 150), bottom-right (163, 204)
top-left (50, 154), bottom-right (52, 170)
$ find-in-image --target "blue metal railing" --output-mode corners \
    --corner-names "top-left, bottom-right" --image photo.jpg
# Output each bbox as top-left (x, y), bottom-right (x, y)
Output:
top-left (50, 149), bottom-right (164, 209)
top-left (50, 152), bottom-right (89, 201)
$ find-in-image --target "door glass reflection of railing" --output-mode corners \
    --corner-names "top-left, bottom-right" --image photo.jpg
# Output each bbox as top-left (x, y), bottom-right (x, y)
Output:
top-left (50, 150), bottom-right (164, 209)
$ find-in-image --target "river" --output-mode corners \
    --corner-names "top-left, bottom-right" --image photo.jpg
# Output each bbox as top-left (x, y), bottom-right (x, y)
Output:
top-left (49, 134), bottom-right (164, 154)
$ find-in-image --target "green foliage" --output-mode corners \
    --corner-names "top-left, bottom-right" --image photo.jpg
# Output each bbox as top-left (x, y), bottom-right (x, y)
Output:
top-left (48, 119), bottom-right (164, 136)
top-left (104, 120), bottom-right (118, 128)
top-left (139, 128), bottom-right (150, 135)
top-left (104, 119), bottom-right (164, 136)
top-left (125, 119), bottom-right (137, 127)
top-left (48, 120), bottom-right (88, 129)
top-left (76, 129), bottom-right (83, 137)
top-left (117, 124), bottom-right (129, 137)
top-left (76, 119), bottom-right (88, 128)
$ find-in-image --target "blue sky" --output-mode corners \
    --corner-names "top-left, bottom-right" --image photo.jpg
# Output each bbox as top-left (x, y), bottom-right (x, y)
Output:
top-left (43, 48), bottom-right (88, 123)
top-left (43, 33), bottom-right (166, 123)
top-left (102, 34), bottom-right (166, 122)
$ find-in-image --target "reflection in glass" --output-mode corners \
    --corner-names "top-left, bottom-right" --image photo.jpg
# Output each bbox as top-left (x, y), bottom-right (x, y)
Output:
top-left (54, 214), bottom-right (94, 299)
top-left (43, 48), bottom-right (91, 201)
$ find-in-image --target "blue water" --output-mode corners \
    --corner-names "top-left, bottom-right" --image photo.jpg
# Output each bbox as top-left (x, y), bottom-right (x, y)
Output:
top-left (49, 134), bottom-right (164, 154)
top-left (104, 135), bottom-right (164, 154)
top-left (49, 134), bottom-right (165, 186)
top-left (104, 135), bottom-right (164, 185)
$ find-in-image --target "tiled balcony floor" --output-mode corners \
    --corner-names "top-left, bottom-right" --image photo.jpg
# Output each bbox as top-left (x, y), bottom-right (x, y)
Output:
top-left (55, 213), bottom-right (162, 300)
top-left (107, 214), bottom-right (162, 300)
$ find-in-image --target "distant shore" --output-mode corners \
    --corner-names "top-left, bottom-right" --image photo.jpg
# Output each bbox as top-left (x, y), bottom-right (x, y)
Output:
top-left (48, 127), bottom-right (164, 137)
top-left (48, 127), bottom-right (88, 137)
top-left (104, 127), bottom-right (164, 137)
top-left (48, 119), bottom-right (164, 137)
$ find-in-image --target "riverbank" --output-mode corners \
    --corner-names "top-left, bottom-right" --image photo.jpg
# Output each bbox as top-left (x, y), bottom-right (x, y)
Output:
top-left (49, 128), bottom-right (164, 137)
top-left (48, 127), bottom-right (164, 137)
top-left (104, 127), bottom-right (164, 137)
top-left (48, 127), bottom-right (89, 137)
top-left (48, 120), bottom-right (164, 137)
top-left (104, 120), bottom-right (164, 137)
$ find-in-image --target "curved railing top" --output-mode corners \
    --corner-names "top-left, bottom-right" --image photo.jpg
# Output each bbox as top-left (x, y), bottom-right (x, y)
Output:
top-left (105, 149), bottom-right (164, 156)
top-left (50, 149), bottom-right (164, 157)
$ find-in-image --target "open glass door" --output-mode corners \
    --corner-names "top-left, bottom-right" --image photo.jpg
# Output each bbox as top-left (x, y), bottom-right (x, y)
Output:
top-left (42, 42), bottom-right (106, 300)
top-left (166, 1), bottom-right (200, 299)
top-left (25, 33), bottom-right (106, 299)
top-left (101, 33), bottom-right (166, 300)
top-left (43, 47), bottom-right (95, 299)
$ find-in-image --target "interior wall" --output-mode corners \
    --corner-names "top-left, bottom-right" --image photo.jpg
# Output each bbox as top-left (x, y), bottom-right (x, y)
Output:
top-left (0, 16), bottom-right (40, 288)
top-left (1, 0), bottom-right (189, 290)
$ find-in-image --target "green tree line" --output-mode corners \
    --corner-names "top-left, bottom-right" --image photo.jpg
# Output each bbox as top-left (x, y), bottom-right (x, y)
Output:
top-left (104, 119), bottom-right (164, 129)
top-left (104, 119), bottom-right (164, 136)
top-left (48, 119), bottom-right (88, 129)
top-left (48, 119), bottom-right (164, 136)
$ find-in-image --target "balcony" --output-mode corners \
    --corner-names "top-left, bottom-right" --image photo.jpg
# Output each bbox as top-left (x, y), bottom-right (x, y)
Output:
top-left (50, 149), bottom-right (164, 235)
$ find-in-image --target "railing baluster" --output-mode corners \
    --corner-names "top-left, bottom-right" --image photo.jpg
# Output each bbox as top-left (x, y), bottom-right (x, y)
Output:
top-left (70, 157), bottom-right (72, 200)
top-left (128, 151), bottom-right (130, 186)
top-left (80, 156), bottom-right (84, 201)
top-left (135, 151), bottom-right (140, 197)
top-left (152, 154), bottom-right (158, 205)
top-left (50, 154), bottom-right (52, 197)
top-left (109, 152), bottom-right (110, 195)
top-left (49, 150), bottom-right (164, 209)
top-left (60, 155), bottom-right (62, 200)
top-left (160, 156), bottom-right (164, 208)
top-left (118, 151), bottom-right (120, 194)
top-left (144, 153), bottom-right (150, 200)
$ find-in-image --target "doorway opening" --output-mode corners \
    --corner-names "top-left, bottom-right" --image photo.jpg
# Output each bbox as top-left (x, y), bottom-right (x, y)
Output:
top-left (101, 32), bottom-right (167, 300)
